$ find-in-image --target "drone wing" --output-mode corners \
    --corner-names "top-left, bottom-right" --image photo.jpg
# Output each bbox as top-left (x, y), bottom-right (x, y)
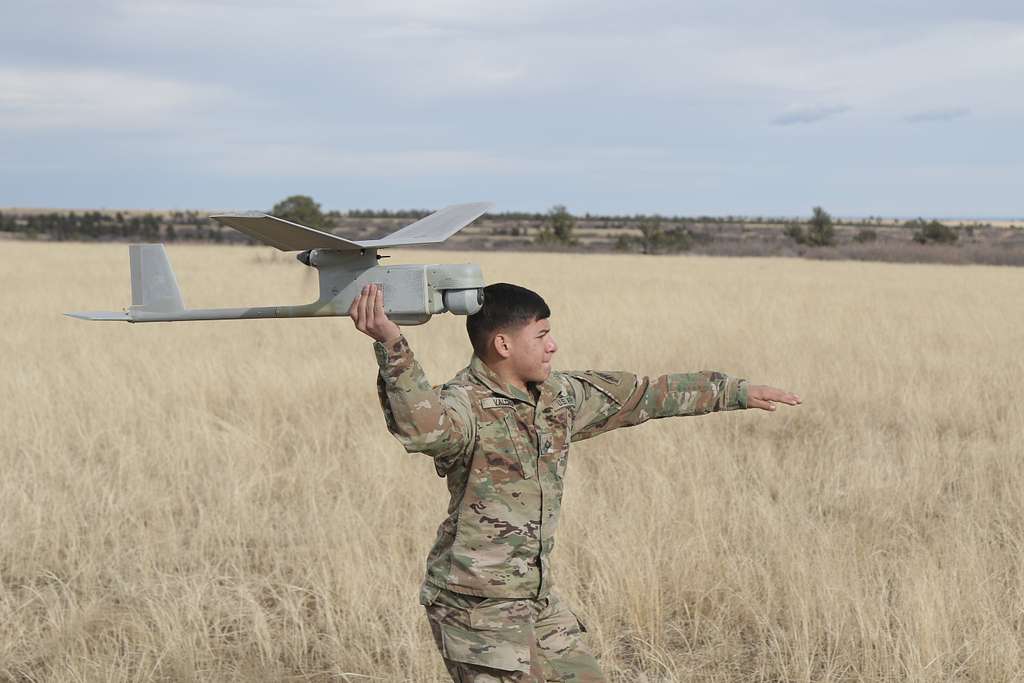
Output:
top-left (211, 201), bottom-right (492, 252)
top-left (355, 202), bottom-right (493, 249)
top-left (210, 213), bottom-right (364, 251)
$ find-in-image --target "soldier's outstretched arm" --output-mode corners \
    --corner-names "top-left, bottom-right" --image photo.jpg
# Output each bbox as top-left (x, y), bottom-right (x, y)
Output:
top-left (562, 369), bottom-right (800, 442)
top-left (350, 284), bottom-right (475, 475)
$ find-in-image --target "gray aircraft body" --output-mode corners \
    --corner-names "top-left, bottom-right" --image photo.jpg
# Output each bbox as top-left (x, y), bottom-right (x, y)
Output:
top-left (66, 202), bottom-right (491, 325)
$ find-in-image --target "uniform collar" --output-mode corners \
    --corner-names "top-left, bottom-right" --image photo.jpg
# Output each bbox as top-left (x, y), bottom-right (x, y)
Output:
top-left (469, 354), bottom-right (535, 404)
top-left (469, 355), bottom-right (563, 408)
top-left (467, 356), bottom-right (563, 408)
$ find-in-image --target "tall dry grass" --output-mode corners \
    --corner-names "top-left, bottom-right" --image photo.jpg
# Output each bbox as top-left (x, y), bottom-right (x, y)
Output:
top-left (2, 241), bottom-right (1023, 681)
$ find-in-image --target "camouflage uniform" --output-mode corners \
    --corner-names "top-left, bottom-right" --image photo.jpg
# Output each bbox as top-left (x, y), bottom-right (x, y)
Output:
top-left (374, 335), bottom-right (749, 681)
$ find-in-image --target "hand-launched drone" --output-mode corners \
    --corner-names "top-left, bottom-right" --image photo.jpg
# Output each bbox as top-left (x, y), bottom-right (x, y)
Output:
top-left (66, 202), bottom-right (491, 325)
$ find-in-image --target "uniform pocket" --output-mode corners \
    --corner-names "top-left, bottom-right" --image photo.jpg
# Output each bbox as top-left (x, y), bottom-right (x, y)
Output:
top-left (555, 446), bottom-right (570, 480)
top-left (438, 598), bottom-right (533, 673)
top-left (503, 414), bottom-right (534, 479)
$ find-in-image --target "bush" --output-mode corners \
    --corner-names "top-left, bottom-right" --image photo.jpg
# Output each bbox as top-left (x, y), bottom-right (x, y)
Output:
top-left (908, 218), bottom-right (958, 244)
top-left (271, 195), bottom-right (328, 229)
top-left (536, 205), bottom-right (577, 246)
top-left (784, 224), bottom-right (806, 244)
top-left (616, 218), bottom-right (692, 254)
top-left (854, 228), bottom-right (877, 243)
top-left (806, 206), bottom-right (835, 246)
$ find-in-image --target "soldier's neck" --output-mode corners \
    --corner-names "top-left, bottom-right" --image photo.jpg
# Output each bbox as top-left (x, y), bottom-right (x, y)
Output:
top-left (486, 358), bottom-right (531, 396)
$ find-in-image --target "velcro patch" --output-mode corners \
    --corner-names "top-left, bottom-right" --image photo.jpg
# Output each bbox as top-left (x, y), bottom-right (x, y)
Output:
top-left (568, 370), bottom-right (637, 407)
top-left (480, 397), bottom-right (515, 410)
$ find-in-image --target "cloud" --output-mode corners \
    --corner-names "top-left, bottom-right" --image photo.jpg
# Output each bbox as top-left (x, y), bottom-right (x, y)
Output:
top-left (210, 144), bottom-right (530, 178)
top-left (772, 105), bottom-right (852, 126)
top-left (1, 1), bottom-right (1022, 214)
top-left (904, 107), bottom-right (971, 123)
top-left (207, 141), bottom-right (725, 181)
top-left (0, 67), bottom-right (227, 130)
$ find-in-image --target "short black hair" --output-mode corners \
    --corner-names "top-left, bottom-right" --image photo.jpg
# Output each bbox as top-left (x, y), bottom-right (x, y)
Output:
top-left (467, 283), bottom-right (550, 358)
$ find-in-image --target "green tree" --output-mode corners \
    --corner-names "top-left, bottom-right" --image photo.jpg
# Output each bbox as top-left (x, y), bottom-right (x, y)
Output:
top-left (536, 205), bottom-right (576, 246)
top-left (271, 195), bottom-right (328, 228)
top-left (908, 218), bottom-right (958, 244)
top-left (806, 206), bottom-right (835, 246)
top-left (637, 217), bottom-right (665, 254)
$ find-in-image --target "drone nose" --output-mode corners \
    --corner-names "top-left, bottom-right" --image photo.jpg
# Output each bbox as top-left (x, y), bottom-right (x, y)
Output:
top-left (296, 250), bottom-right (312, 266)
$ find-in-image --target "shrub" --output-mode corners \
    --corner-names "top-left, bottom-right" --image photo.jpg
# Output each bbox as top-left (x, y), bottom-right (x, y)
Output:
top-left (806, 206), bottom-right (835, 246)
top-left (908, 218), bottom-right (958, 244)
top-left (784, 223), bottom-right (806, 244)
top-left (617, 218), bottom-right (692, 254)
top-left (271, 195), bottom-right (328, 229)
top-left (536, 205), bottom-right (577, 246)
top-left (854, 228), bottom-right (877, 243)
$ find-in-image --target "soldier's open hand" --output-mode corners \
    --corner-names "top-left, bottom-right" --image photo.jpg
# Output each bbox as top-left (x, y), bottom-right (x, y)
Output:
top-left (349, 283), bottom-right (402, 344)
top-left (746, 385), bottom-right (801, 412)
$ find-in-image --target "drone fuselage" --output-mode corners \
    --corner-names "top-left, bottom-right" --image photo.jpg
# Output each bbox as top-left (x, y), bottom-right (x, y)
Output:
top-left (66, 202), bottom-right (491, 324)
top-left (68, 245), bottom-right (484, 324)
top-left (308, 248), bottom-right (484, 325)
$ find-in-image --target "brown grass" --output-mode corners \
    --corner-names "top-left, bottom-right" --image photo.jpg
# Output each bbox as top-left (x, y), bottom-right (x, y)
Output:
top-left (2, 242), bottom-right (1023, 681)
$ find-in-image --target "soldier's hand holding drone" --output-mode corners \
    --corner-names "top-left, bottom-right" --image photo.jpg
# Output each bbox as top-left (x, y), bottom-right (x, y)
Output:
top-left (350, 283), bottom-right (402, 344)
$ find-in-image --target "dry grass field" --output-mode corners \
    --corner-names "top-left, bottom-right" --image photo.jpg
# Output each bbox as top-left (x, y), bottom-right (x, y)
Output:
top-left (2, 241), bottom-right (1023, 681)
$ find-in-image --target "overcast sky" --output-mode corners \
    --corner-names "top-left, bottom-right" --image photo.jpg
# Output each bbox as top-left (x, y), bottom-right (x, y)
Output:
top-left (2, 0), bottom-right (1022, 217)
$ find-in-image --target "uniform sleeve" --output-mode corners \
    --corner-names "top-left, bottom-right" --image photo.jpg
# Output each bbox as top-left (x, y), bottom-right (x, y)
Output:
top-left (374, 335), bottom-right (476, 476)
top-left (563, 369), bottom-right (748, 442)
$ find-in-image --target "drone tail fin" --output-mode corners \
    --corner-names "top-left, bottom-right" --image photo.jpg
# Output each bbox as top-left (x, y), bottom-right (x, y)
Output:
top-left (129, 244), bottom-right (185, 315)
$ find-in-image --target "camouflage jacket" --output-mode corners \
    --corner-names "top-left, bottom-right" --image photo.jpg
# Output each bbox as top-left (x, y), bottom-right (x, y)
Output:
top-left (374, 335), bottom-right (749, 599)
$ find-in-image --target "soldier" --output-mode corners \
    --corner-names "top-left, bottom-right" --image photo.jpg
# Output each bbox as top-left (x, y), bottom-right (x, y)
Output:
top-left (349, 282), bottom-right (800, 682)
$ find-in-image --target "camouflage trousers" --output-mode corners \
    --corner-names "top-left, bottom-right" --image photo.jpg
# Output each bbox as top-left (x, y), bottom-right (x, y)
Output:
top-left (421, 583), bottom-right (606, 682)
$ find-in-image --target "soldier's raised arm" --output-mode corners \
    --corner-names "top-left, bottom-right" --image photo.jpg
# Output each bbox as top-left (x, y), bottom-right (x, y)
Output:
top-left (350, 284), bottom-right (475, 476)
top-left (561, 369), bottom-right (799, 443)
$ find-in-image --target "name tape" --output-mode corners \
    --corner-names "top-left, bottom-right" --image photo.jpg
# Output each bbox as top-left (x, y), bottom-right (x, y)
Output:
top-left (480, 395), bottom-right (573, 411)
top-left (480, 397), bottom-right (515, 409)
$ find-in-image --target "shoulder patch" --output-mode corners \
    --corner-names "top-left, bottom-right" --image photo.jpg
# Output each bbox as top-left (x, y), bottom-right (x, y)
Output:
top-left (568, 370), bottom-right (637, 406)
top-left (480, 397), bottom-right (515, 410)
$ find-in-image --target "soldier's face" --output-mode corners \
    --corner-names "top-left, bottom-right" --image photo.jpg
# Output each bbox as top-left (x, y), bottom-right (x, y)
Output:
top-left (506, 316), bottom-right (558, 383)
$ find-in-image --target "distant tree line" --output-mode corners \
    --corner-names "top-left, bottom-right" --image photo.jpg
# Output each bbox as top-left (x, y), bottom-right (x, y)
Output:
top-left (1, 195), bottom-right (1008, 250)
top-left (0, 211), bottom-right (246, 243)
top-left (615, 217), bottom-right (694, 254)
top-left (782, 207), bottom-right (964, 247)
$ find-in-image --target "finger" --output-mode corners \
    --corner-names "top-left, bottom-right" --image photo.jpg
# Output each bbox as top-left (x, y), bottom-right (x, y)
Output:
top-left (370, 284), bottom-right (382, 329)
top-left (348, 285), bottom-right (362, 319)
top-left (751, 385), bottom-right (801, 406)
top-left (763, 388), bottom-right (800, 405)
top-left (360, 284), bottom-right (373, 328)
top-left (373, 284), bottom-right (387, 323)
top-left (773, 389), bottom-right (801, 405)
top-left (354, 285), bottom-right (369, 328)
top-left (748, 397), bottom-right (777, 412)
top-left (364, 285), bottom-right (378, 334)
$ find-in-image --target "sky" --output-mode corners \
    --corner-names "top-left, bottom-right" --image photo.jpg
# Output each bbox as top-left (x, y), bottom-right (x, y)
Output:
top-left (2, 0), bottom-right (1022, 217)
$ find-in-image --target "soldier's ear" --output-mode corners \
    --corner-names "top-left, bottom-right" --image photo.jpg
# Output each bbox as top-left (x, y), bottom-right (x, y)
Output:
top-left (492, 332), bottom-right (513, 359)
